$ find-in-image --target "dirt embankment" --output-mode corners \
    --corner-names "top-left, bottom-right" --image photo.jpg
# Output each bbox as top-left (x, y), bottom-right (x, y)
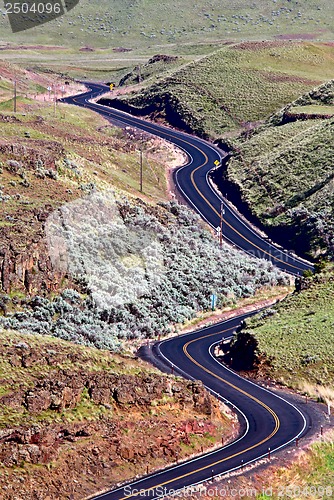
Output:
top-left (0, 332), bottom-right (238, 499)
top-left (0, 125), bottom-right (74, 295)
top-left (0, 95), bottom-right (186, 297)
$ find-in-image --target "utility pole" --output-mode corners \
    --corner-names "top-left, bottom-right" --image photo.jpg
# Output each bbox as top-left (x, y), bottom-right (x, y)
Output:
top-left (13, 80), bottom-right (17, 112)
top-left (220, 200), bottom-right (224, 248)
top-left (140, 149), bottom-right (143, 192)
top-left (53, 84), bottom-right (57, 117)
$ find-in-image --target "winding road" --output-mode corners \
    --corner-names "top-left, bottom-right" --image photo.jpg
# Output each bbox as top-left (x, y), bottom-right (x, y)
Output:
top-left (62, 83), bottom-right (314, 498)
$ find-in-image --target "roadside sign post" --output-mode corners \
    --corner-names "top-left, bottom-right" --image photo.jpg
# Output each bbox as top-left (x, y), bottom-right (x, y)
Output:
top-left (53, 85), bottom-right (57, 117)
top-left (210, 293), bottom-right (217, 311)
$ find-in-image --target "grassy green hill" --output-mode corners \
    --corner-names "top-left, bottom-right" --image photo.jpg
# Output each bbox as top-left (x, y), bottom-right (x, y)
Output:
top-left (110, 41), bottom-right (334, 138)
top-left (227, 117), bottom-right (334, 222)
top-left (224, 79), bottom-right (334, 258)
top-left (226, 269), bottom-right (334, 393)
top-left (0, 0), bottom-right (334, 48)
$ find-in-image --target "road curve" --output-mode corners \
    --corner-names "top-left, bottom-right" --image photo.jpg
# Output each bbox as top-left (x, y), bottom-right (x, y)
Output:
top-left (90, 312), bottom-right (310, 500)
top-left (61, 84), bottom-right (313, 498)
top-left (62, 82), bottom-right (313, 276)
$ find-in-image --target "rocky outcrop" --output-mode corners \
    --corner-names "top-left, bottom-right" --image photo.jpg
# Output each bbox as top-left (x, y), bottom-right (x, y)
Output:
top-left (0, 340), bottom-right (221, 468)
top-left (1, 139), bottom-right (64, 171)
top-left (2, 367), bottom-right (213, 416)
top-left (0, 414), bottom-right (221, 468)
top-left (0, 237), bottom-right (65, 294)
top-left (0, 331), bottom-right (237, 499)
top-left (0, 136), bottom-right (73, 295)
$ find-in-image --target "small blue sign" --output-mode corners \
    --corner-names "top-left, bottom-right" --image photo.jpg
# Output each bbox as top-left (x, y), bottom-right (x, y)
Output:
top-left (210, 294), bottom-right (217, 311)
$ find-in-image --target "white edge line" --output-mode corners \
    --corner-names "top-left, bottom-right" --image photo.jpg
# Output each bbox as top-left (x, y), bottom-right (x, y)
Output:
top-left (69, 86), bottom-right (308, 497)
top-left (201, 138), bottom-right (313, 269)
top-left (205, 171), bottom-right (312, 271)
top-left (71, 85), bottom-right (310, 276)
top-left (150, 332), bottom-right (308, 498)
top-left (208, 338), bottom-right (307, 440)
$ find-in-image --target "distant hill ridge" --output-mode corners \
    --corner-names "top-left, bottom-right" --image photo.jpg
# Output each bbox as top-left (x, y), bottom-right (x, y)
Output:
top-left (0, 0), bottom-right (333, 47)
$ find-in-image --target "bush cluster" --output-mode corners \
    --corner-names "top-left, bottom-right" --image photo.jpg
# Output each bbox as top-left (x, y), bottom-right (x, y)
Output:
top-left (0, 198), bottom-right (288, 351)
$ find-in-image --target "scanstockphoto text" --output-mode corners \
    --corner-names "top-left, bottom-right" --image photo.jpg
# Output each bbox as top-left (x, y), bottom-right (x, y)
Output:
top-left (121, 485), bottom-right (260, 498)
top-left (4, 0), bottom-right (79, 32)
top-left (122, 484), bottom-right (334, 498)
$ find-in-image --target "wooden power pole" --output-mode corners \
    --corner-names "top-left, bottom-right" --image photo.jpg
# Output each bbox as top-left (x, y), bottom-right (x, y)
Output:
top-left (140, 150), bottom-right (143, 192)
top-left (220, 200), bottom-right (224, 248)
top-left (13, 80), bottom-right (17, 112)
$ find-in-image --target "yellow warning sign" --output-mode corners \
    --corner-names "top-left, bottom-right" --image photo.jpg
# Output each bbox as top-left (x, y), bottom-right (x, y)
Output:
top-left (214, 159), bottom-right (220, 166)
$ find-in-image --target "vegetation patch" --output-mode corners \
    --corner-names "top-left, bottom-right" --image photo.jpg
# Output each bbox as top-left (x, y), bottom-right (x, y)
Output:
top-left (119, 54), bottom-right (182, 87)
top-left (0, 329), bottom-right (235, 499)
top-left (0, 199), bottom-right (288, 351)
top-left (107, 42), bottom-right (334, 138)
top-left (224, 79), bottom-right (334, 258)
top-left (1, 0), bottom-right (334, 48)
top-left (223, 269), bottom-right (334, 390)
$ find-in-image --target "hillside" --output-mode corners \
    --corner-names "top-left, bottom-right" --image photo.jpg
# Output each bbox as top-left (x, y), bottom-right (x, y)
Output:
top-left (223, 79), bottom-right (334, 258)
top-left (0, 84), bottom-right (174, 302)
top-left (106, 41), bottom-right (334, 138)
top-left (0, 61), bottom-right (290, 349)
top-left (0, 329), bottom-right (235, 499)
top-left (0, 0), bottom-right (333, 48)
top-left (0, 60), bottom-right (51, 102)
top-left (223, 269), bottom-right (334, 393)
top-left (0, 63), bottom-right (295, 498)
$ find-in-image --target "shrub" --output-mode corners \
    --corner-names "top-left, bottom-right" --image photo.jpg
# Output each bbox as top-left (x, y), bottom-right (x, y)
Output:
top-left (0, 194), bottom-right (288, 351)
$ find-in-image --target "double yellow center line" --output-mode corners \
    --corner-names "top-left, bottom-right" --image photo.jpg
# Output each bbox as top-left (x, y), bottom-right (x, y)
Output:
top-left (116, 327), bottom-right (280, 499)
top-left (77, 93), bottom-right (306, 273)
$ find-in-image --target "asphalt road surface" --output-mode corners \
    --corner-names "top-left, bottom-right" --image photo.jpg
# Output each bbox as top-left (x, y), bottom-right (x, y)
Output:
top-left (90, 313), bottom-right (310, 500)
top-left (62, 82), bottom-right (313, 277)
top-left (62, 83), bottom-right (314, 499)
